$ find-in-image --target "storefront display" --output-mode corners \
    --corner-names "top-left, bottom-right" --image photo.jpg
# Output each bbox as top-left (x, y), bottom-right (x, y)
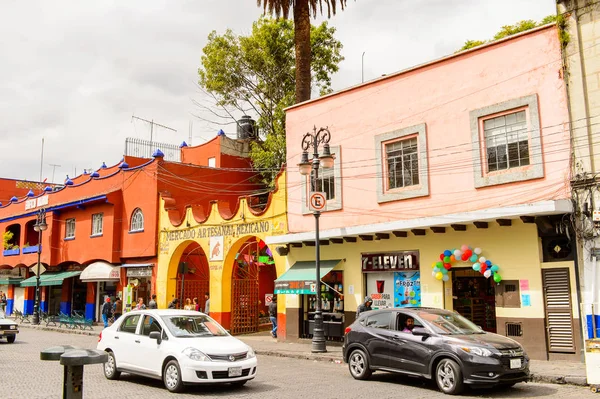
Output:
top-left (452, 269), bottom-right (497, 332)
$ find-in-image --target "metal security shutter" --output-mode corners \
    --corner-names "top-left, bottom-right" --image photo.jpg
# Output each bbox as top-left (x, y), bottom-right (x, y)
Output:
top-left (542, 268), bottom-right (575, 353)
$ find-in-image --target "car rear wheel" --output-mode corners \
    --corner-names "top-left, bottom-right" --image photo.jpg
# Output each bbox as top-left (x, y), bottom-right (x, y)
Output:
top-left (164, 360), bottom-right (185, 393)
top-left (6, 335), bottom-right (15, 343)
top-left (348, 349), bottom-right (372, 380)
top-left (435, 358), bottom-right (463, 395)
top-left (104, 351), bottom-right (121, 380)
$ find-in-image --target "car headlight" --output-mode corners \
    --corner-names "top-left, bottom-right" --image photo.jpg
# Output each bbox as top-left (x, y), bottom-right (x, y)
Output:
top-left (9, 325), bottom-right (16, 330)
top-left (246, 346), bottom-right (255, 359)
top-left (182, 347), bottom-right (211, 361)
top-left (459, 346), bottom-right (493, 357)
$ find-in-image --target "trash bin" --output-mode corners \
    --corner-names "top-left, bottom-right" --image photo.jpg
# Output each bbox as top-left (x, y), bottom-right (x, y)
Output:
top-left (585, 339), bottom-right (600, 387)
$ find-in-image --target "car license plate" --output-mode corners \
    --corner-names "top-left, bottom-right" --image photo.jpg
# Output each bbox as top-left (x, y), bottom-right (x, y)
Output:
top-left (228, 367), bottom-right (242, 377)
top-left (510, 358), bottom-right (522, 369)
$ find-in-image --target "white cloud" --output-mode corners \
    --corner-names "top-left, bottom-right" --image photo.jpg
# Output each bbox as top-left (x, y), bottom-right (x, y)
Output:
top-left (0, 0), bottom-right (556, 182)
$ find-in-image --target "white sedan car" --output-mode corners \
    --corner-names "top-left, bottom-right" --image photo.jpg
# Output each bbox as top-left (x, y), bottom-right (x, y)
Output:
top-left (0, 312), bottom-right (18, 343)
top-left (97, 309), bottom-right (257, 393)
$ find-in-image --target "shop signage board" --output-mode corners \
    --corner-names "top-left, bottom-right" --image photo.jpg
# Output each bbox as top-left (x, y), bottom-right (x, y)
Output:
top-left (126, 267), bottom-right (153, 278)
top-left (394, 271), bottom-right (421, 307)
top-left (361, 251), bottom-right (419, 272)
top-left (164, 221), bottom-right (271, 242)
top-left (274, 279), bottom-right (315, 294)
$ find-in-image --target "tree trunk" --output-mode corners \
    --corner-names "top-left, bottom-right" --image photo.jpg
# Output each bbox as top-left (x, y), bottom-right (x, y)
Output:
top-left (294, 0), bottom-right (311, 104)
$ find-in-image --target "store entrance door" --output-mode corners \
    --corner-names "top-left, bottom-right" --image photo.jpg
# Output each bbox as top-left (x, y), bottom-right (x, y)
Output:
top-left (451, 268), bottom-right (497, 333)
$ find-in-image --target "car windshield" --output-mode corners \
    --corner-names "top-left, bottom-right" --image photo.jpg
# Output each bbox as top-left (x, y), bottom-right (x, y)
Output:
top-left (161, 315), bottom-right (228, 338)
top-left (417, 311), bottom-right (484, 335)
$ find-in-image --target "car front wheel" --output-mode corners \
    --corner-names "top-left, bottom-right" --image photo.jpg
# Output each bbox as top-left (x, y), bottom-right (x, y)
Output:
top-left (164, 360), bottom-right (185, 393)
top-left (435, 358), bottom-right (464, 395)
top-left (104, 351), bottom-right (121, 380)
top-left (348, 349), bottom-right (372, 380)
top-left (6, 335), bottom-right (15, 343)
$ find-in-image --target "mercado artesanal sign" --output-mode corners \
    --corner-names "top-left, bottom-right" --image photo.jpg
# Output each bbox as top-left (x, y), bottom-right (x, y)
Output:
top-left (164, 221), bottom-right (271, 242)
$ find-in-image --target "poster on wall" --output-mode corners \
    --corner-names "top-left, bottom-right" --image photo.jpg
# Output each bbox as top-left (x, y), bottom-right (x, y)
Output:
top-left (394, 271), bottom-right (421, 307)
top-left (366, 272), bottom-right (394, 309)
top-left (209, 236), bottom-right (224, 261)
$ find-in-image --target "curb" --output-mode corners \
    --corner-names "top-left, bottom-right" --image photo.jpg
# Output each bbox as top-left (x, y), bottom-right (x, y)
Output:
top-left (16, 323), bottom-right (99, 337)
top-left (254, 349), bottom-right (344, 364)
top-left (530, 373), bottom-right (587, 386)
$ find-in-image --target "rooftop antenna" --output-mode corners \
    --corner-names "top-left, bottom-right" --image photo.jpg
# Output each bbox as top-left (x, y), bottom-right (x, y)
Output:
top-left (189, 121), bottom-right (193, 146)
top-left (49, 164), bottom-right (61, 184)
top-left (39, 138), bottom-right (44, 183)
top-left (131, 114), bottom-right (177, 149)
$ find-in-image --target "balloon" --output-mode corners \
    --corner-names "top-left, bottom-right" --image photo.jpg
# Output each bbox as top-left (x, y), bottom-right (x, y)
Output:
top-left (464, 249), bottom-right (472, 258)
top-left (441, 268), bottom-right (448, 275)
top-left (484, 270), bottom-right (492, 278)
top-left (450, 255), bottom-right (456, 262)
top-left (433, 267), bottom-right (440, 273)
top-left (493, 274), bottom-right (502, 283)
top-left (443, 250), bottom-right (452, 257)
top-left (491, 265), bottom-right (499, 272)
top-left (432, 271), bottom-right (437, 277)
top-left (432, 262), bottom-right (437, 268)
top-left (443, 256), bottom-right (451, 263)
top-left (473, 263), bottom-right (481, 271)
top-left (474, 247), bottom-right (482, 255)
top-left (439, 254), bottom-right (445, 261)
top-left (454, 249), bottom-right (462, 258)
top-left (470, 254), bottom-right (478, 263)
top-left (461, 253), bottom-right (469, 261)
top-left (485, 260), bottom-right (492, 266)
top-left (461, 244), bottom-right (469, 251)
top-left (442, 274), bottom-right (450, 282)
top-left (436, 261), bottom-right (444, 268)
top-left (435, 272), bottom-right (443, 280)
top-left (444, 263), bottom-right (452, 270)
top-left (480, 264), bottom-right (487, 273)
top-left (478, 257), bottom-right (486, 263)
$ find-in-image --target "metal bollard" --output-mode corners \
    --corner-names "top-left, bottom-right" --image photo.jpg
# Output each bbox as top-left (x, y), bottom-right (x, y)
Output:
top-left (41, 345), bottom-right (108, 399)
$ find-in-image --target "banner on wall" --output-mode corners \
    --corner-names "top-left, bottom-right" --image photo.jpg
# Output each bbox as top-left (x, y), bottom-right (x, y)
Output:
top-left (394, 271), bottom-right (421, 307)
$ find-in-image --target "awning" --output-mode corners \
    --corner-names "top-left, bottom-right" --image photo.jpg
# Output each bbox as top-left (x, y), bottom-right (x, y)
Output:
top-left (121, 263), bottom-right (154, 268)
top-left (20, 271), bottom-right (82, 287)
top-left (80, 262), bottom-right (120, 282)
top-left (0, 277), bottom-right (22, 285)
top-left (274, 259), bottom-right (341, 294)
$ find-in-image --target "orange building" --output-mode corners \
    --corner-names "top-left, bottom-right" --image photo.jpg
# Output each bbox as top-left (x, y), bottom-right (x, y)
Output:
top-left (0, 134), bottom-right (262, 321)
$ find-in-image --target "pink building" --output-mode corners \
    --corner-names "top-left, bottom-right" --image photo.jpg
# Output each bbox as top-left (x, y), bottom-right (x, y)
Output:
top-left (269, 25), bottom-right (578, 361)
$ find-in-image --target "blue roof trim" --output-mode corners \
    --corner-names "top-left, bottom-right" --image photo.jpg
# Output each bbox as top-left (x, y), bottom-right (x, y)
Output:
top-left (124, 158), bottom-right (155, 171)
top-left (0, 195), bottom-right (108, 223)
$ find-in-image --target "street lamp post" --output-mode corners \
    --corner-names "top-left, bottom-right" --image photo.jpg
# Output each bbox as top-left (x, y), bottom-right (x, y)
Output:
top-left (32, 208), bottom-right (47, 325)
top-left (298, 126), bottom-right (335, 353)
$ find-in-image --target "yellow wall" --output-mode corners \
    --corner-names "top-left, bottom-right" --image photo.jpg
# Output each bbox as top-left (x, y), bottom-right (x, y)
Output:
top-left (281, 220), bottom-right (576, 319)
top-left (155, 171), bottom-right (288, 313)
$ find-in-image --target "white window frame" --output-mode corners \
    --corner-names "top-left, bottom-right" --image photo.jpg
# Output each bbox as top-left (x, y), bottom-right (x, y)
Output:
top-left (208, 157), bottom-right (216, 168)
top-left (130, 208), bottom-right (144, 232)
top-left (91, 213), bottom-right (103, 236)
top-left (301, 145), bottom-right (342, 214)
top-left (470, 94), bottom-right (543, 188)
top-left (375, 123), bottom-right (429, 203)
top-left (385, 136), bottom-right (420, 190)
top-left (65, 218), bottom-right (76, 239)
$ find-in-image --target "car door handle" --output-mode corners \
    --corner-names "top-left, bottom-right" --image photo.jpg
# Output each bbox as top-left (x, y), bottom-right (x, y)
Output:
top-left (114, 336), bottom-right (119, 339)
top-left (391, 335), bottom-right (404, 341)
top-left (135, 339), bottom-right (140, 343)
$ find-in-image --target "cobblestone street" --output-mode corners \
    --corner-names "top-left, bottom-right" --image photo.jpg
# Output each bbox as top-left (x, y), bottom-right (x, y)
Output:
top-left (0, 329), bottom-right (597, 399)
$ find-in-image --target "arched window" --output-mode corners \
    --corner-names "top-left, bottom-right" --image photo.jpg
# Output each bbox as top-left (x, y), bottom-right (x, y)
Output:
top-left (130, 208), bottom-right (144, 232)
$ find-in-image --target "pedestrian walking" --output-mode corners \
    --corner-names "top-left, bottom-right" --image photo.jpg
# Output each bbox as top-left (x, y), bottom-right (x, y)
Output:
top-left (0, 291), bottom-right (6, 313)
top-left (168, 298), bottom-right (179, 309)
top-left (148, 294), bottom-right (157, 309)
top-left (113, 297), bottom-right (122, 320)
top-left (269, 296), bottom-right (278, 338)
top-left (204, 292), bottom-right (210, 314)
top-left (184, 298), bottom-right (193, 310)
top-left (101, 298), bottom-right (112, 328)
top-left (356, 296), bottom-right (373, 318)
top-left (193, 297), bottom-right (199, 311)
top-left (135, 297), bottom-right (146, 310)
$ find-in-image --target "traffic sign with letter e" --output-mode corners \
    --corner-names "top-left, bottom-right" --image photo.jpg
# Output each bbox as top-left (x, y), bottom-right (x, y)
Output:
top-left (309, 192), bottom-right (327, 212)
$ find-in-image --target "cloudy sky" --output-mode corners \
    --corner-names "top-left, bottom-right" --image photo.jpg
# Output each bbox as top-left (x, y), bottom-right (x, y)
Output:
top-left (0, 0), bottom-right (556, 183)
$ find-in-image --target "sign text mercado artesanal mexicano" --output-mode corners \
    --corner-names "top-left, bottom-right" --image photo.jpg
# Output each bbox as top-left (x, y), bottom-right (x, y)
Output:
top-left (165, 221), bottom-right (271, 242)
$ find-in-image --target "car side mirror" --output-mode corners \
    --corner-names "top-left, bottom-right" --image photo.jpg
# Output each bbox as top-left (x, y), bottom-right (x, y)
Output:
top-left (149, 331), bottom-right (162, 344)
top-left (412, 327), bottom-right (430, 338)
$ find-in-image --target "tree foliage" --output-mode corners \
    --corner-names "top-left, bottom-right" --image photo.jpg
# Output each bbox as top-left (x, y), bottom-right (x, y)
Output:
top-left (458, 15), bottom-right (558, 52)
top-left (257, 0), bottom-right (350, 103)
top-left (198, 17), bottom-right (343, 187)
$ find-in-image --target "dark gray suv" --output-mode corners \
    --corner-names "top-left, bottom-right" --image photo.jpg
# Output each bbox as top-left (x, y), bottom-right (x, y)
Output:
top-left (343, 308), bottom-right (530, 395)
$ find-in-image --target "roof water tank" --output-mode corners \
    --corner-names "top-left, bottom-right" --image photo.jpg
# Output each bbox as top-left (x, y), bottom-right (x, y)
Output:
top-left (237, 116), bottom-right (256, 140)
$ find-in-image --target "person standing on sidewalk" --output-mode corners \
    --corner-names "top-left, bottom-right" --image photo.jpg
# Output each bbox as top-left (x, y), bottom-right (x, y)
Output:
top-left (101, 298), bottom-right (112, 328)
top-left (204, 293), bottom-right (210, 315)
top-left (113, 297), bottom-right (123, 320)
top-left (269, 296), bottom-right (278, 338)
top-left (148, 294), bottom-right (157, 309)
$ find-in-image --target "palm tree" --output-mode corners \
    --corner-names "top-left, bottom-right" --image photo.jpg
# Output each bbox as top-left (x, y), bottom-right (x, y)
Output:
top-left (257, 0), bottom-right (349, 104)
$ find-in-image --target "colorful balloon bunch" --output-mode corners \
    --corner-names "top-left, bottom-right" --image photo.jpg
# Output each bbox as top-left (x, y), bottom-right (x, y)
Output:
top-left (431, 244), bottom-right (502, 283)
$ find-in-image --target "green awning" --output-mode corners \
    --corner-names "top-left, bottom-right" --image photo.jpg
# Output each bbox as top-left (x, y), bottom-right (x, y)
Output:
top-left (0, 277), bottom-right (23, 285)
top-left (274, 259), bottom-right (341, 294)
top-left (20, 271), bottom-right (82, 287)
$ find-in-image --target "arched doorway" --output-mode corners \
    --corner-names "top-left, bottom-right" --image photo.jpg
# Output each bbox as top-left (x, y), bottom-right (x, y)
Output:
top-left (176, 242), bottom-right (209, 311)
top-left (230, 238), bottom-right (276, 335)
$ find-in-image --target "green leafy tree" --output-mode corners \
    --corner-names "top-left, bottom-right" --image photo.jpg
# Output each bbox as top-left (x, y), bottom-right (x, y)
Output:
top-left (198, 17), bottom-right (343, 186)
top-left (257, 0), bottom-right (351, 104)
top-left (3, 231), bottom-right (13, 250)
top-left (458, 15), bottom-right (558, 52)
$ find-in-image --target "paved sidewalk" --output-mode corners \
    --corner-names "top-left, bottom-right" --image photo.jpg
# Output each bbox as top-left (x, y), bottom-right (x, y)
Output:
top-left (16, 323), bottom-right (589, 387)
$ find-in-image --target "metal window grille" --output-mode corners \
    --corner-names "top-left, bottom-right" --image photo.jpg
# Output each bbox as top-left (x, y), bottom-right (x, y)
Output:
top-left (130, 209), bottom-right (144, 232)
top-left (386, 137), bottom-right (419, 189)
top-left (506, 322), bottom-right (523, 337)
top-left (484, 110), bottom-right (530, 172)
top-left (310, 168), bottom-right (335, 200)
top-left (92, 213), bottom-right (103, 235)
top-left (65, 218), bottom-right (76, 238)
